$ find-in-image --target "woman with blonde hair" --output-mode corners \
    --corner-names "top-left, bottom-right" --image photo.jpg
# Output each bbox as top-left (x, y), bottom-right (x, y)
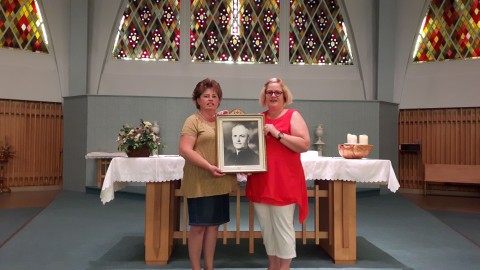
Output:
top-left (247, 78), bottom-right (310, 270)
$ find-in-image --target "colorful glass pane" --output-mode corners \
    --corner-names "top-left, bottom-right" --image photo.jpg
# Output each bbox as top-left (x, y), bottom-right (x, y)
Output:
top-left (112, 0), bottom-right (180, 61)
top-left (0, 0), bottom-right (49, 53)
top-left (413, 0), bottom-right (480, 62)
top-left (289, 0), bottom-right (353, 65)
top-left (190, 0), bottom-right (280, 64)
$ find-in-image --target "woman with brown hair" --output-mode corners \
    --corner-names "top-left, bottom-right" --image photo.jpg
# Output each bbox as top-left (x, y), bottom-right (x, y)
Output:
top-left (179, 78), bottom-right (237, 270)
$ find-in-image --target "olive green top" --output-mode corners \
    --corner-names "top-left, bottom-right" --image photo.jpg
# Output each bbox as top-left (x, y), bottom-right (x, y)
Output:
top-left (180, 114), bottom-right (237, 198)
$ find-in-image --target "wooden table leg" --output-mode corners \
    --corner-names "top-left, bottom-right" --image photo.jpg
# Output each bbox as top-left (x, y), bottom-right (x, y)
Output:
top-left (318, 180), bottom-right (356, 264)
top-left (145, 181), bottom-right (177, 265)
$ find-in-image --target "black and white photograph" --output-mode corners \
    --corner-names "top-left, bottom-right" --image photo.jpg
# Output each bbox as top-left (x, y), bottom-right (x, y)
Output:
top-left (216, 114), bottom-right (266, 172)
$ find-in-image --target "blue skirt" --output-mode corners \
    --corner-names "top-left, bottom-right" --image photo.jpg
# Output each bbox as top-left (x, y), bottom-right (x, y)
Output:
top-left (187, 194), bottom-right (230, 226)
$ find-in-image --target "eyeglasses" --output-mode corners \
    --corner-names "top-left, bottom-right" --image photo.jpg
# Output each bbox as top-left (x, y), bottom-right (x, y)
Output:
top-left (265, 90), bottom-right (283, 97)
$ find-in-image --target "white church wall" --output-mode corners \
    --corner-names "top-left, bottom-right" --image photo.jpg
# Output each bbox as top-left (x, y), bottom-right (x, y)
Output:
top-left (394, 0), bottom-right (480, 109)
top-left (91, 0), bottom-right (372, 101)
top-left (2, 0), bottom-right (478, 108)
top-left (0, 0), bottom-right (68, 102)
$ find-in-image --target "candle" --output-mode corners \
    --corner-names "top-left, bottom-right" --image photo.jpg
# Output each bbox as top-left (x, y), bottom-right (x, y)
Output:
top-left (359, 134), bottom-right (368, 145)
top-left (347, 133), bottom-right (358, 144)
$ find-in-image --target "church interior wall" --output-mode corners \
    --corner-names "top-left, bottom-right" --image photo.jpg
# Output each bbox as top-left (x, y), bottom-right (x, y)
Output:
top-left (0, 0), bottom-right (477, 191)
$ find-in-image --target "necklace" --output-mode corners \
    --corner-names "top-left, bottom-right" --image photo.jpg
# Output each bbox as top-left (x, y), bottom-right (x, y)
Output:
top-left (198, 111), bottom-right (216, 122)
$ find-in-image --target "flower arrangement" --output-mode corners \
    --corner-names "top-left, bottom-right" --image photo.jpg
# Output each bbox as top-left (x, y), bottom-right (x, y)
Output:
top-left (116, 119), bottom-right (163, 155)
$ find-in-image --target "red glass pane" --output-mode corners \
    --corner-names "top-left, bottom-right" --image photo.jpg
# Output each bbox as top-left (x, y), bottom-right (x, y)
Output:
top-left (0, 0), bottom-right (49, 53)
top-left (414, 0), bottom-right (480, 62)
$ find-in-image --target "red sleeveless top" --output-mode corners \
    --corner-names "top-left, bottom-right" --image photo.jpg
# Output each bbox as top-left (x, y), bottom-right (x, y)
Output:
top-left (246, 109), bottom-right (309, 223)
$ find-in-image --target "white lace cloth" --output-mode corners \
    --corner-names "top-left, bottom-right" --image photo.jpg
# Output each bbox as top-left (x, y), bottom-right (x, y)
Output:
top-left (300, 156), bottom-right (400, 192)
top-left (100, 155), bottom-right (399, 204)
top-left (100, 155), bottom-right (185, 204)
top-left (85, 152), bottom-right (127, 159)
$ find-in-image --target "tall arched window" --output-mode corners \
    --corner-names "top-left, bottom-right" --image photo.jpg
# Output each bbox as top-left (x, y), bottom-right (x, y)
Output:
top-left (413, 0), bottom-right (480, 62)
top-left (112, 0), bottom-right (181, 61)
top-left (290, 0), bottom-right (353, 65)
top-left (0, 0), bottom-right (49, 53)
top-left (190, 0), bottom-right (280, 63)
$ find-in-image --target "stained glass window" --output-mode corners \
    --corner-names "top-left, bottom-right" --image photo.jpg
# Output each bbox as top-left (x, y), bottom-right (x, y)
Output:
top-left (289, 0), bottom-right (353, 65)
top-left (112, 0), bottom-right (180, 61)
top-left (190, 0), bottom-right (280, 64)
top-left (0, 0), bottom-right (49, 53)
top-left (112, 0), bottom-right (354, 65)
top-left (413, 0), bottom-right (480, 62)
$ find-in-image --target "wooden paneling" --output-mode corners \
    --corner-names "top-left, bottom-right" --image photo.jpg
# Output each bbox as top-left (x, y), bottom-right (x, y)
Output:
top-left (399, 107), bottom-right (480, 193)
top-left (0, 99), bottom-right (63, 188)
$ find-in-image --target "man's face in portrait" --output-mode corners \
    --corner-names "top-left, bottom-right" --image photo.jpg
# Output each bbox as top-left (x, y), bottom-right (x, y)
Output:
top-left (231, 125), bottom-right (249, 151)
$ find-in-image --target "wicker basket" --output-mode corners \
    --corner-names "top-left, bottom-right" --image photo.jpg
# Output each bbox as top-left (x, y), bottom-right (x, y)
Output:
top-left (338, 144), bottom-right (373, 159)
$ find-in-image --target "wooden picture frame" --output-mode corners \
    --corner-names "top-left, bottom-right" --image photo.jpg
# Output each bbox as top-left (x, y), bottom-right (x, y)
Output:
top-left (216, 114), bottom-right (267, 173)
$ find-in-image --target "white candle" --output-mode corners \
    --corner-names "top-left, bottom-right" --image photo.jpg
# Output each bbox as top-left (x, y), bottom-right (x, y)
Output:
top-left (347, 134), bottom-right (357, 144)
top-left (359, 134), bottom-right (368, 145)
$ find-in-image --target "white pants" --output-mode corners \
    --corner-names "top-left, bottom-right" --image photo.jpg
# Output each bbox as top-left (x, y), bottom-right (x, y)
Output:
top-left (253, 202), bottom-right (296, 259)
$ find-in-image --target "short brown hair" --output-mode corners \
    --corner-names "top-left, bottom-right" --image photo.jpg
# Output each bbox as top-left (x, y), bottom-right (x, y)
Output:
top-left (192, 78), bottom-right (223, 109)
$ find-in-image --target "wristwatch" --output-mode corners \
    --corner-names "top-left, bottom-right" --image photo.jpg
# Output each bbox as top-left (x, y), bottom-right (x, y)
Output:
top-left (276, 132), bottom-right (284, 141)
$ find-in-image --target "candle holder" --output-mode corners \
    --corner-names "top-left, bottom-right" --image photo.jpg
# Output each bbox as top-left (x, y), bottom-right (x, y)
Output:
top-left (314, 124), bottom-right (325, 156)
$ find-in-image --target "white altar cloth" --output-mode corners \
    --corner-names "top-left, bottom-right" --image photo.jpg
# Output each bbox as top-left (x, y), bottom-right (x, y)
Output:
top-left (301, 156), bottom-right (400, 193)
top-left (100, 155), bottom-right (399, 204)
top-left (85, 152), bottom-right (126, 159)
top-left (100, 155), bottom-right (185, 204)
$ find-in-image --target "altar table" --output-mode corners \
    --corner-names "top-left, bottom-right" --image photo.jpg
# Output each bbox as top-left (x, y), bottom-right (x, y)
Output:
top-left (101, 155), bottom-right (399, 265)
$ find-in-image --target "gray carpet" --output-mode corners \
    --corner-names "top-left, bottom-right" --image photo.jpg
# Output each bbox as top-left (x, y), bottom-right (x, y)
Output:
top-left (83, 236), bottom-right (408, 269)
top-left (429, 210), bottom-right (480, 246)
top-left (0, 191), bottom-right (479, 270)
top-left (356, 194), bottom-right (480, 270)
top-left (0, 207), bottom-right (43, 247)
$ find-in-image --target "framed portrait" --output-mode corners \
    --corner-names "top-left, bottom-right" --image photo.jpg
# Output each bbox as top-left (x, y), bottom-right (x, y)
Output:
top-left (216, 114), bottom-right (267, 173)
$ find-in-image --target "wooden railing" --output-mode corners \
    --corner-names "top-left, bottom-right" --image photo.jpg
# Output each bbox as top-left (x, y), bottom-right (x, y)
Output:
top-left (399, 107), bottom-right (480, 193)
top-left (173, 186), bottom-right (329, 253)
top-left (0, 99), bottom-right (63, 188)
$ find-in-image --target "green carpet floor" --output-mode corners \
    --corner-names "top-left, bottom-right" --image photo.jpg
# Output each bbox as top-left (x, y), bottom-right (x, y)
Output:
top-left (1, 191), bottom-right (479, 270)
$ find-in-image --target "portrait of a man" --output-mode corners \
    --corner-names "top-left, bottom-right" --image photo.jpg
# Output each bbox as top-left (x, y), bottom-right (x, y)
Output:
top-left (224, 123), bottom-right (259, 166)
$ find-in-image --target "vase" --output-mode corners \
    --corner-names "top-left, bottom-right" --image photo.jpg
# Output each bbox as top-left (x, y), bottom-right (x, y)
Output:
top-left (315, 124), bottom-right (324, 144)
top-left (151, 121), bottom-right (160, 134)
top-left (126, 145), bottom-right (151, 157)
